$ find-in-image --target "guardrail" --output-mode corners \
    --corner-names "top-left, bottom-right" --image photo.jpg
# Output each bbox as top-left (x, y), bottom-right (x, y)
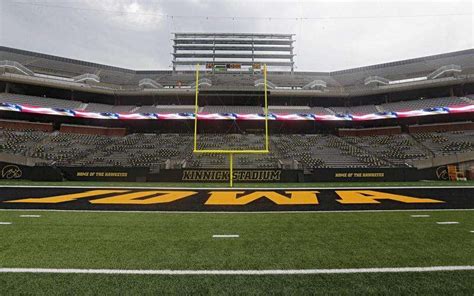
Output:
top-left (302, 79), bottom-right (327, 90)
top-left (364, 76), bottom-right (390, 86)
top-left (190, 78), bottom-right (212, 88)
top-left (0, 60), bottom-right (35, 76)
top-left (427, 65), bottom-right (462, 80)
top-left (255, 78), bottom-right (276, 89)
top-left (73, 73), bottom-right (100, 84)
top-left (138, 78), bottom-right (163, 89)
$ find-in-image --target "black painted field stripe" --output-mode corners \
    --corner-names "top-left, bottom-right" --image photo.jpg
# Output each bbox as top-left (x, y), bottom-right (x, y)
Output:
top-left (0, 187), bottom-right (472, 212)
top-left (1, 185), bottom-right (474, 190)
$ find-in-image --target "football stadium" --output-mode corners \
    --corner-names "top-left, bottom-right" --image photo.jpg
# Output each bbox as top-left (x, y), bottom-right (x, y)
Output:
top-left (1, 1), bottom-right (473, 294)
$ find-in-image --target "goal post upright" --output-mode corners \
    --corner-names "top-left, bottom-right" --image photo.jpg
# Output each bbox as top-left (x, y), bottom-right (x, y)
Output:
top-left (193, 63), bottom-right (200, 152)
top-left (193, 63), bottom-right (269, 187)
top-left (264, 64), bottom-right (269, 152)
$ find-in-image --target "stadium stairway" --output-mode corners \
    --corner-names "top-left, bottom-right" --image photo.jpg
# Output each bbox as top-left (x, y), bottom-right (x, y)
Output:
top-left (405, 133), bottom-right (436, 158)
top-left (375, 105), bottom-right (384, 112)
top-left (336, 135), bottom-right (396, 167)
top-left (324, 107), bottom-right (335, 115)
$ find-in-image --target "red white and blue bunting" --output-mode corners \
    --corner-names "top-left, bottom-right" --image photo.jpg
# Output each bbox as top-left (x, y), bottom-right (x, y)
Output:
top-left (0, 102), bottom-right (473, 121)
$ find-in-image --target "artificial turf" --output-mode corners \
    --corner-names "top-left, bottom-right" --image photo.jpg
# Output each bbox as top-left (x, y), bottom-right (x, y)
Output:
top-left (1, 204), bottom-right (473, 294)
top-left (1, 271), bottom-right (473, 295)
top-left (1, 210), bottom-right (472, 269)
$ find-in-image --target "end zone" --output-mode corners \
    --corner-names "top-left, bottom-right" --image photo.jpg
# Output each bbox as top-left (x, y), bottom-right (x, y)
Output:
top-left (0, 187), bottom-right (472, 212)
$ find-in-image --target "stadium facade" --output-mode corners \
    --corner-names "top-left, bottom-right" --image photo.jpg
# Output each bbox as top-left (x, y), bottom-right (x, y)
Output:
top-left (0, 45), bottom-right (473, 183)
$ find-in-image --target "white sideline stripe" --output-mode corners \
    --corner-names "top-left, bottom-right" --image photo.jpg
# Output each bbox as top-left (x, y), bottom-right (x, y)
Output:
top-left (470, 231), bottom-right (474, 233)
top-left (0, 222), bottom-right (12, 225)
top-left (0, 266), bottom-right (472, 275)
top-left (411, 215), bottom-right (430, 217)
top-left (213, 234), bottom-right (239, 238)
top-left (0, 208), bottom-right (473, 214)
top-left (19, 215), bottom-right (41, 218)
top-left (1, 185), bottom-right (473, 190)
top-left (436, 221), bottom-right (459, 225)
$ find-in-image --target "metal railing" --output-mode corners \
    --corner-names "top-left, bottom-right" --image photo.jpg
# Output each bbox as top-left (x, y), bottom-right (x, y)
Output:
top-left (427, 64), bottom-right (462, 80)
top-left (255, 78), bottom-right (276, 89)
top-left (138, 78), bottom-right (163, 89)
top-left (190, 78), bottom-right (212, 88)
top-left (364, 76), bottom-right (390, 86)
top-left (73, 73), bottom-right (100, 84)
top-left (302, 79), bottom-right (327, 90)
top-left (0, 60), bottom-right (35, 76)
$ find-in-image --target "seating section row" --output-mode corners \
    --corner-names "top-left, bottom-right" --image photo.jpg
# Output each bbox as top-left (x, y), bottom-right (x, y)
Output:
top-left (1, 129), bottom-right (472, 169)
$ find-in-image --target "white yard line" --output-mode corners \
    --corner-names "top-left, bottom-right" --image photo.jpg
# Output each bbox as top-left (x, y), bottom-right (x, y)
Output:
top-left (436, 221), bottom-right (459, 225)
top-left (212, 234), bottom-right (239, 238)
top-left (411, 215), bottom-right (430, 217)
top-left (0, 222), bottom-right (12, 225)
top-left (0, 266), bottom-right (472, 275)
top-left (19, 215), bottom-right (41, 218)
top-left (0, 208), bottom-right (472, 214)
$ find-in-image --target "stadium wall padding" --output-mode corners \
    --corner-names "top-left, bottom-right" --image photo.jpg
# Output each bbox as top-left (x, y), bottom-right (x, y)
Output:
top-left (307, 167), bottom-right (449, 182)
top-left (147, 169), bottom-right (304, 183)
top-left (60, 167), bottom-right (149, 182)
top-left (0, 162), bottom-right (449, 182)
top-left (0, 162), bottom-right (63, 181)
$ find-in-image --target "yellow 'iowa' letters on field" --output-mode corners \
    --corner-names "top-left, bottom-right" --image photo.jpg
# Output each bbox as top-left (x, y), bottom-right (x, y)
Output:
top-left (90, 191), bottom-right (197, 204)
top-left (5, 190), bottom-right (128, 203)
top-left (335, 190), bottom-right (444, 204)
top-left (3, 190), bottom-right (445, 206)
top-left (205, 191), bottom-right (319, 205)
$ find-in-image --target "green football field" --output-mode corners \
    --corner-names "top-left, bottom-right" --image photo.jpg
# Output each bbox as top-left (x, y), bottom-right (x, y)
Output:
top-left (0, 208), bottom-right (473, 294)
top-left (0, 180), bottom-right (473, 294)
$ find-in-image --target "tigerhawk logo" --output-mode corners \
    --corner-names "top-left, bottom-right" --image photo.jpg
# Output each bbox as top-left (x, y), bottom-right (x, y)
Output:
top-left (1, 165), bottom-right (22, 179)
top-left (4, 190), bottom-right (444, 205)
top-left (436, 166), bottom-right (449, 180)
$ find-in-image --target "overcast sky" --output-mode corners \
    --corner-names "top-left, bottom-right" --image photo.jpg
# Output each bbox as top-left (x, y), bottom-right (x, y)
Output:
top-left (1, 0), bottom-right (473, 71)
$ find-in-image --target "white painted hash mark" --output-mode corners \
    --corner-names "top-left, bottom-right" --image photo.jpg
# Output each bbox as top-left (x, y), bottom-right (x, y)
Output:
top-left (436, 222), bottom-right (459, 225)
top-left (0, 222), bottom-right (12, 225)
top-left (212, 234), bottom-right (239, 238)
top-left (411, 215), bottom-right (430, 217)
top-left (0, 266), bottom-right (472, 275)
top-left (20, 215), bottom-right (41, 218)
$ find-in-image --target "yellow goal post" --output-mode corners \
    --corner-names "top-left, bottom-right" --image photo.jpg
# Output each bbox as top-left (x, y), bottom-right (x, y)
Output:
top-left (192, 63), bottom-right (270, 186)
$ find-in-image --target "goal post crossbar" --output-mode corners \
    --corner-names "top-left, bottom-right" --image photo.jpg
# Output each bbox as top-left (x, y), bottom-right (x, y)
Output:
top-left (193, 150), bottom-right (269, 154)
